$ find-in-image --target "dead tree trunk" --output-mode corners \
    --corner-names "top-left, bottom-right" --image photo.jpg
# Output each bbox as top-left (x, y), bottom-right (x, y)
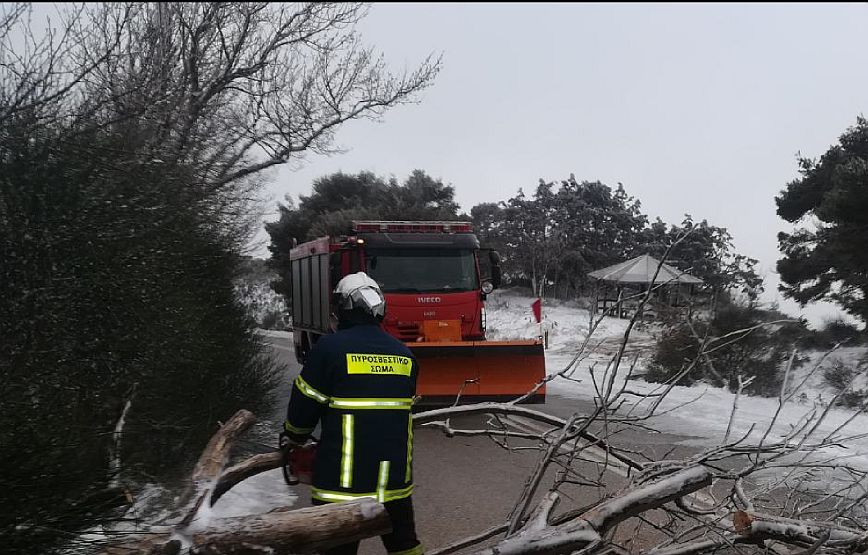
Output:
top-left (102, 410), bottom-right (390, 554)
top-left (192, 500), bottom-right (392, 554)
top-left (102, 499), bottom-right (391, 555)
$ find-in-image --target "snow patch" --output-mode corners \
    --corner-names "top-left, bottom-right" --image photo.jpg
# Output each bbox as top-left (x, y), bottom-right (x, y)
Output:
top-left (257, 329), bottom-right (293, 339)
top-left (487, 289), bottom-right (868, 475)
top-left (208, 469), bottom-right (298, 519)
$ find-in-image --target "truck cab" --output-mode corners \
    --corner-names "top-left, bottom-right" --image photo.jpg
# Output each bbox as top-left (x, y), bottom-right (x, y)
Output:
top-left (289, 221), bottom-right (500, 361)
top-left (356, 221), bottom-right (493, 343)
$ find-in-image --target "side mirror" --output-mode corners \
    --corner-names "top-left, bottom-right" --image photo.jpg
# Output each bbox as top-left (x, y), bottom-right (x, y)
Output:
top-left (481, 281), bottom-right (494, 295)
top-left (489, 250), bottom-right (502, 289)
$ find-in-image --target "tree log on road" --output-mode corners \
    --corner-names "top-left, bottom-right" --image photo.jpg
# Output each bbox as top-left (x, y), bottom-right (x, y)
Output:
top-left (192, 500), bottom-right (391, 554)
top-left (102, 500), bottom-right (390, 555)
top-left (102, 410), bottom-right (389, 554)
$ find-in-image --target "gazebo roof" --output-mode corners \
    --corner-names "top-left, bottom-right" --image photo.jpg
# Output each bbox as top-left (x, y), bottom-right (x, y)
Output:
top-left (587, 254), bottom-right (703, 285)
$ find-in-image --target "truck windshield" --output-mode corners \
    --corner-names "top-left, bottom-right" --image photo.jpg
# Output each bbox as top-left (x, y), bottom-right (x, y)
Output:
top-left (366, 249), bottom-right (479, 293)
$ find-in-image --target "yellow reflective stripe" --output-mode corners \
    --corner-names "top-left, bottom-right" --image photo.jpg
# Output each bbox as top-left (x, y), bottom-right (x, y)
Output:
top-left (405, 414), bottom-right (413, 483)
top-left (377, 461), bottom-right (391, 502)
top-left (340, 414), bottom-right (354, 488)
top-left (329, 397), bottom-right (413, 410)
top-left (311, 484), bottom-right (414, 503)
top-left (311, 490), bottom-right (374, 503)
top-left (284, 420), bottom-right (314, 435)
top-left (294, 379), bottom-right (412, 410)
top-left (295, 375), bottom-right (329, 404)
top-left (389, 545), bottom-right (424, 555)
top-left (386, 483), bottom-right (414, 500)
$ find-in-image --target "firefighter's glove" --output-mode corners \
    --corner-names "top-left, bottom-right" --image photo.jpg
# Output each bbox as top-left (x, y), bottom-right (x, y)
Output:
top-left (279, 431), bottom-right (304, 453)
top-left (279, 431), bottom-right (301, 486)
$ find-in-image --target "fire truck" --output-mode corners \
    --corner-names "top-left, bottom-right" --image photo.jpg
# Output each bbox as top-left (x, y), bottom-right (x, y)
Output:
top-left (287, 221), bottom-right (545, 404)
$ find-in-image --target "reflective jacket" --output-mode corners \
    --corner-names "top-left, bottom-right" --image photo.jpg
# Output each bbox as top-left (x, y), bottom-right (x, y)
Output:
top-left (284, 323), bottom-right (418, 504)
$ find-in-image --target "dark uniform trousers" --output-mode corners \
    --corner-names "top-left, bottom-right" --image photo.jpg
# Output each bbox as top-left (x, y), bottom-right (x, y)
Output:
top-left (285, 323), bottom-right (423, 555)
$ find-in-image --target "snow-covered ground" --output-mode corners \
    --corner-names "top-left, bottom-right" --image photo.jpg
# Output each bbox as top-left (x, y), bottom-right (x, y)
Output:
top-left (256, 329), bottom-right (293, 340)
top-left (89, 290), bottom-right (867, 544)
top-left (235, 281), bottom-right (286, 327)
top-left (208, 469), bottom-right (297, 518)
top-left (488, 289), bottom-right (868, 480)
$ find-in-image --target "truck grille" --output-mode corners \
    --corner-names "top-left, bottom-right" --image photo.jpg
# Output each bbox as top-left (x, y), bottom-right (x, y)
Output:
top-left (396, 321), bottom-right (421, 341)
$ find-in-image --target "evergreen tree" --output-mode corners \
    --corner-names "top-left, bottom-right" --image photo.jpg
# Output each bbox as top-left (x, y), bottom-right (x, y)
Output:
top-left (266, 170), bottom-right (464, 299)
top-left (472, 176), bottom-right (760, 299)
top-left (777, 117), bottom-right (868, 322)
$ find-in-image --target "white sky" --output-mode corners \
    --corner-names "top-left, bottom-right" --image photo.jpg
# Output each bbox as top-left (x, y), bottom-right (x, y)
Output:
top-left (251, 3), bottom-right (868, 326)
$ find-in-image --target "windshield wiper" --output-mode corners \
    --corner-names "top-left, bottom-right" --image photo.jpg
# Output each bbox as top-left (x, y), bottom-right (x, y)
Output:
top-left (426, 287), bottom-right (474, 293)
top-left (388, 287), bottom-right (475, 293)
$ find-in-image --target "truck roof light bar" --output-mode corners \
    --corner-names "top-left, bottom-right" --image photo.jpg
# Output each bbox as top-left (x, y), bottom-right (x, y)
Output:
top-left (352, 221), bottom-right (473, 234)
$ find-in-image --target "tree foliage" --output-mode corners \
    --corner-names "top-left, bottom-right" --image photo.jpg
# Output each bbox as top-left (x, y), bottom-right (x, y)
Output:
top-left (0, 2), bottom-right (438, 551)
top-left (777, 117), bottom-right (868, 322)
top-left (645, 301), bottom-right (802, 396)
top-left (644, 217), bottom-right (763, 300)
top-left (473, 177), bottom-right (761, 299)
top-left (0, 102), bottom-right (280, 555)
top-left (472, 178), bottom-right (647, 297)
top-left (266, 170), bottom-right (463, 297)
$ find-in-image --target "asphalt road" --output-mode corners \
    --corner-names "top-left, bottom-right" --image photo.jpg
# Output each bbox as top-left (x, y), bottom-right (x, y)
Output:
top-left (261, 334), bottom-right (699, 554)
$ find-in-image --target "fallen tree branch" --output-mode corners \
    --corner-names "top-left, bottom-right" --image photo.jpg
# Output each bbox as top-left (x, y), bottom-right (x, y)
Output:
top-left (472, 466), bottom-right (713, 555)
top-left (211, 451), bottom-right (284, 506)
top-left (102, 410), bottom-right (390, 554)
top-left (102, 498), bottom-right (391, 555)
top-left (178, 409), bottom-right (257, 527)
top-left (415, 403), bottom-right (643, 472)
top-left (420, 420), bottom-right (544, 441)
top-left (733, 511), bottom-right (868, 548)
top-left (524, 492), bottom-right (561, 533)
top-left (644, 534), bottom-right (751, 555)
top-left (192, 498), bottom-right (392, 554)
top-left (108, 384), bottom-right (136, 490)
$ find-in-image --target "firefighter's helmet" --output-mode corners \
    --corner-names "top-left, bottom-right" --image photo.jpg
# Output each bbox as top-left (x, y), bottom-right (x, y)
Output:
top-left (334, 272), bottom-right (386, 319)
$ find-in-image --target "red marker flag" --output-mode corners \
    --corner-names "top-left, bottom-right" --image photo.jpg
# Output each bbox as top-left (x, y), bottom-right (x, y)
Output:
top-left (531, 298), bottom-right (542, 323)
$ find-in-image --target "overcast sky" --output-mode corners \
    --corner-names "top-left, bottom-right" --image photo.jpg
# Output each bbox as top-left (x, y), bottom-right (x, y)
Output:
top-left (253, 3), bottom-right (868, 325)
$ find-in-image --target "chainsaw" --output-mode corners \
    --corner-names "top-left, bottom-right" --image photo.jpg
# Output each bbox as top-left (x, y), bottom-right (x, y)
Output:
top-left (279, 435), bottom-right (318, 486)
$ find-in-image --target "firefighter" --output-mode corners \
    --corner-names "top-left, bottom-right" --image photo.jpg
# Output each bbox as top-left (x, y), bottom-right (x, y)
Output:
top-left (282, 272), bottom-right (422, 555)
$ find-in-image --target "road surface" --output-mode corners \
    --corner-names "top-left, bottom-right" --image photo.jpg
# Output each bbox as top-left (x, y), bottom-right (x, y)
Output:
top-left (259, 332), bottom-right (699, 554)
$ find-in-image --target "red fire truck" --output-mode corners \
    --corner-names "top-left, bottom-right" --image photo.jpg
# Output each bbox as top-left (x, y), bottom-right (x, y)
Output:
top-left (287, 221), bottom-right (545, 404)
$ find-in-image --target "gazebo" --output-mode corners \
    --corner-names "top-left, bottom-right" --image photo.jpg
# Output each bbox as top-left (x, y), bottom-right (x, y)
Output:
top-left (588, 254), bottom-right (703, 319)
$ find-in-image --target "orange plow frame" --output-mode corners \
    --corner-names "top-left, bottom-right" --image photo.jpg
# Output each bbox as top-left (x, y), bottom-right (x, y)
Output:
top-left (409, 340), bottom-right (546, 405)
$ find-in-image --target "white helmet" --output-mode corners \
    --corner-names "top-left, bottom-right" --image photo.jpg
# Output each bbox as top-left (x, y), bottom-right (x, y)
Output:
top-left (334, 272), bottom-right (386, 319)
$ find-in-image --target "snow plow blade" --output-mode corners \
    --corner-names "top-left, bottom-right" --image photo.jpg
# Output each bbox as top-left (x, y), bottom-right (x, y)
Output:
top-left (409, 340), bottom-right (546, 405)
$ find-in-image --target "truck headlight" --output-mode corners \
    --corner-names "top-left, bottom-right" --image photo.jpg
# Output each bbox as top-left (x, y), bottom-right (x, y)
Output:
top-left (480, 306), bottom-right (486, 332)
